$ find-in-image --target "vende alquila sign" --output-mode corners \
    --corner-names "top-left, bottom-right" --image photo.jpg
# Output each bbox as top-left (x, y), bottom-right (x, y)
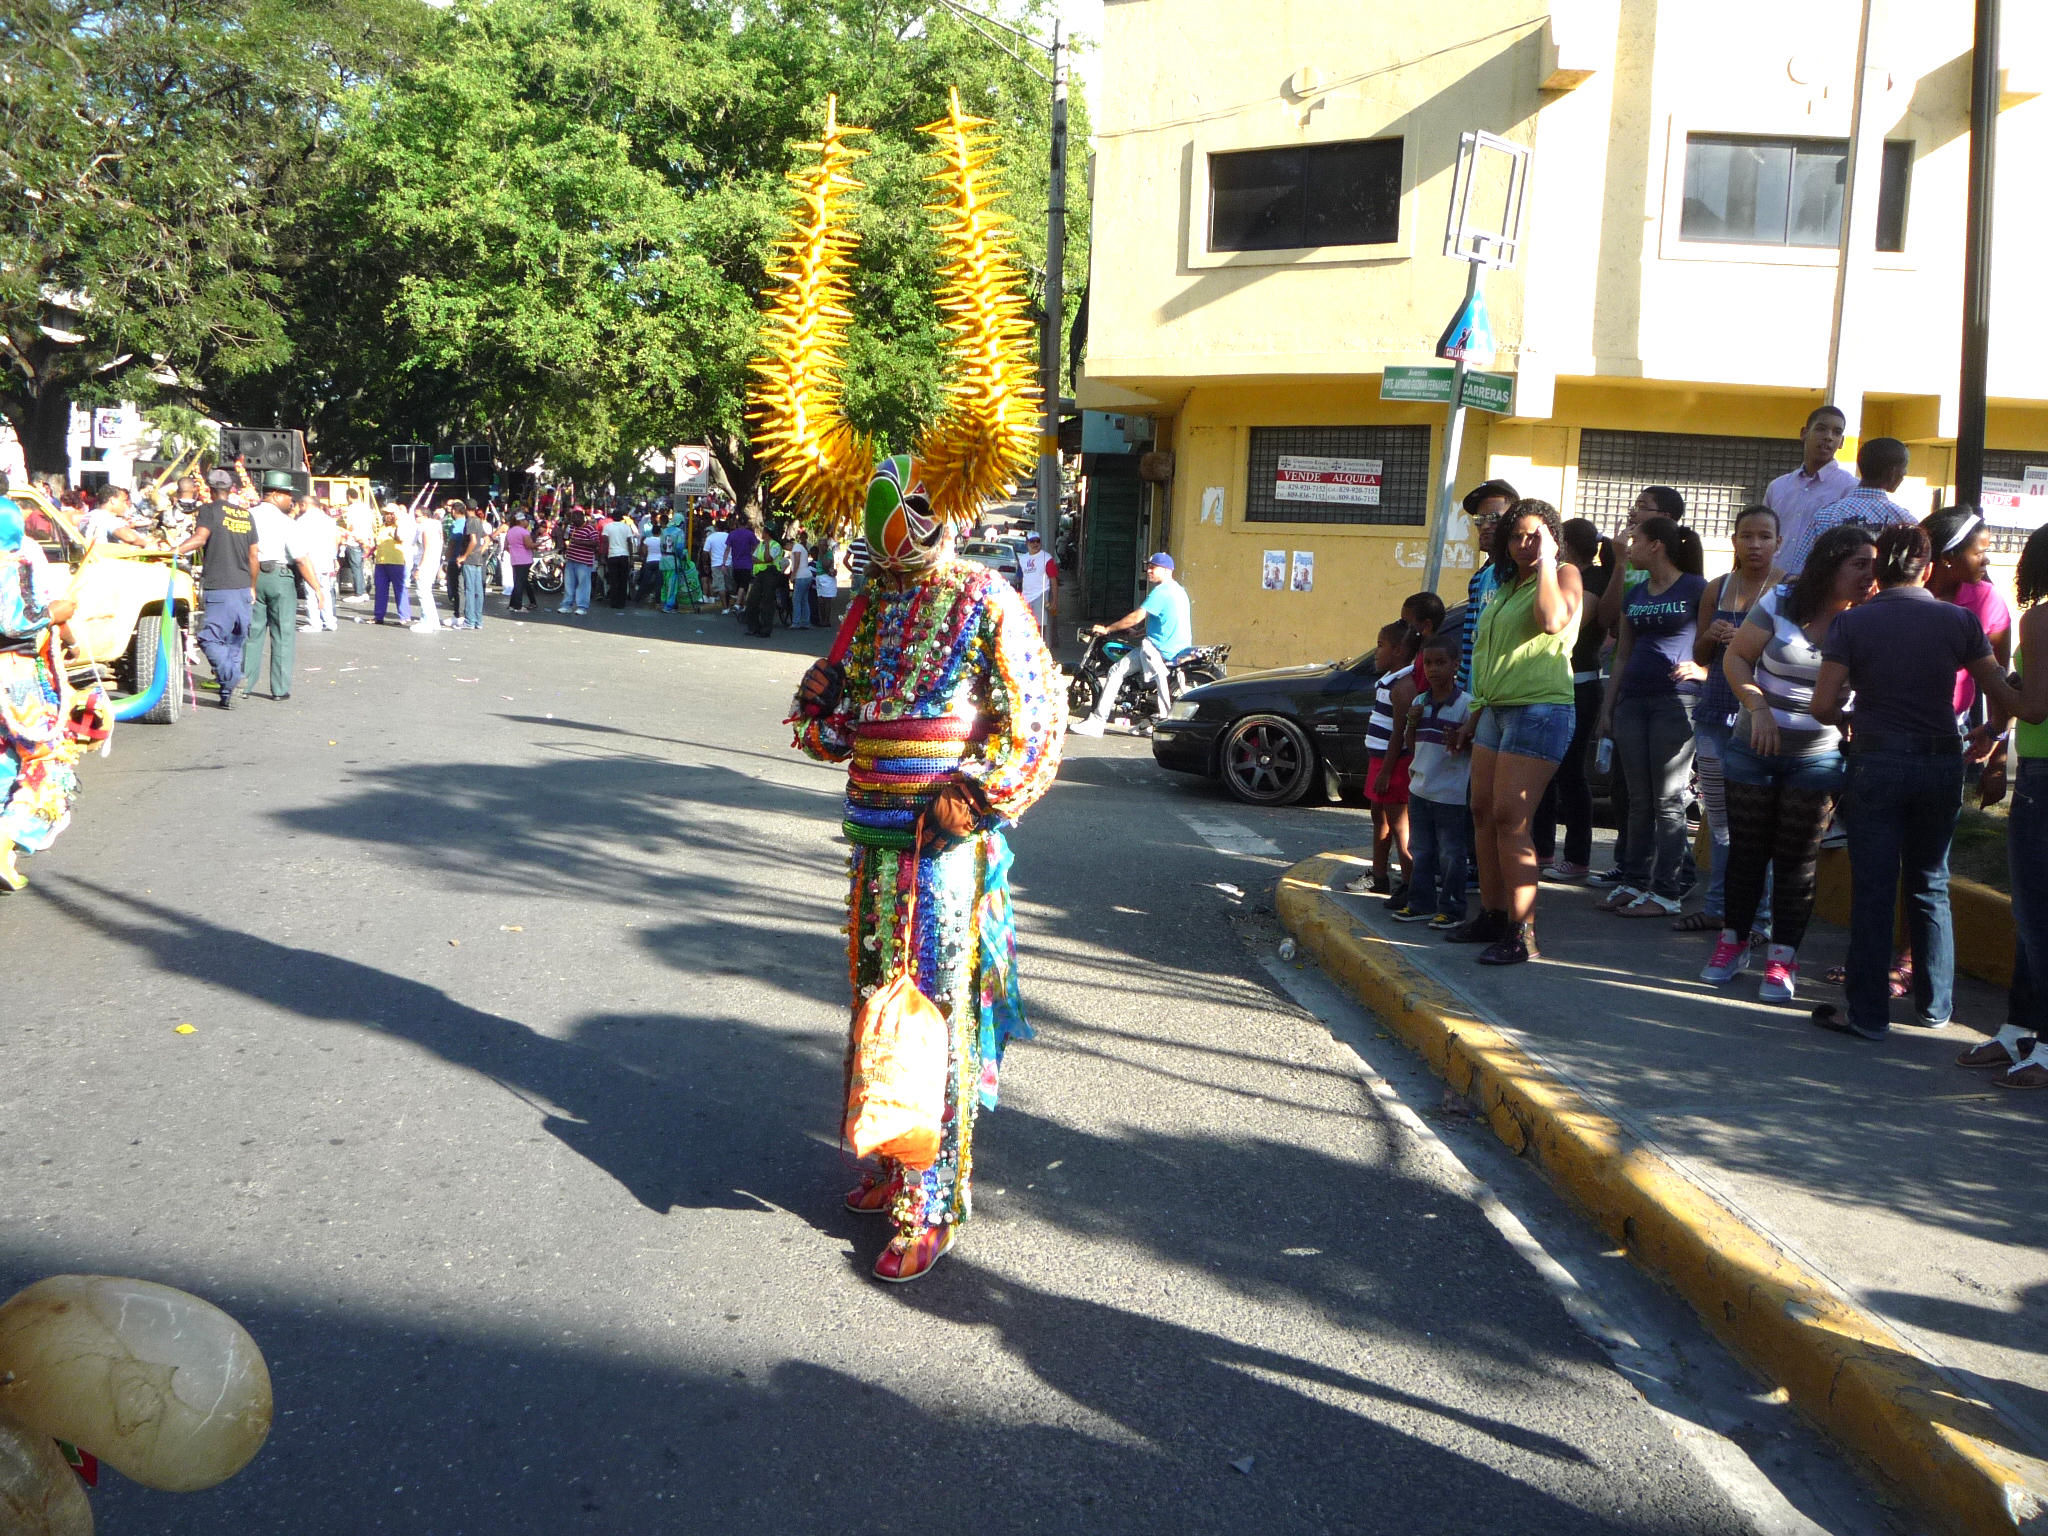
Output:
top-left (1275, 455), bottom-right (1382, 506)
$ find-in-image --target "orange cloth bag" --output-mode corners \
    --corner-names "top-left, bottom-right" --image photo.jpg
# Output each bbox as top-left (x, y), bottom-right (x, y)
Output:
top-left (844, 831), bottom-right (949, 1170)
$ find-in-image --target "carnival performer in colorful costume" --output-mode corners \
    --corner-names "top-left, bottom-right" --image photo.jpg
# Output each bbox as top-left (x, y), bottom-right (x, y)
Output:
top-left (0, 496), bottom-right (108, 892)
top-left (766, 96), bottom-right (1062, 1283)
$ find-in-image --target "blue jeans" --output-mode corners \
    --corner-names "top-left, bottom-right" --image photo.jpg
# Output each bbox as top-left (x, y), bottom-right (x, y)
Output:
top-left (2008, 760), bottom-right (2048, 1037)
top-left (198, 587), bottom-right (252, 691)
top-left (462, 564), bottom-right (485, 627)
top-left (1406, 793), bottom-right (1470, 919)
top-left (563, 562), bottom-right (594, 610)
top-left (1474, 700), bottom-right (1576, 763)
top-left (1844, 748), bottom-right (1964, 1034)
top-left (1614, 692), bottom-right (1697, 898)
top-left (792, 575), bottom-right (813, 628)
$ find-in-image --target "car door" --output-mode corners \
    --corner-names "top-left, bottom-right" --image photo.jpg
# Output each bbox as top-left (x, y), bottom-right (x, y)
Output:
top-left (1306, 659), bottom-right (1381, 785)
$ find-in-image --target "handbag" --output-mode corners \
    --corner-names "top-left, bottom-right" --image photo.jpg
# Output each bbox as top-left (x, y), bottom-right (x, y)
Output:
top-left (844, 822), bottom-right (948, 1170)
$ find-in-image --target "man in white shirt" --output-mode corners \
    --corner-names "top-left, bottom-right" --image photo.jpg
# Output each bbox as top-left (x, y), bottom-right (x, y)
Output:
top-left (294, 496), bottom-right (342, 632)
top-left (1017, 530), bottom-right (1059, 633)
top-left (1763, 406), bottom-right (1858, 568)
top-left (704, 522), bottom-right (730, 609)
top-left (1777, 436), bottom-right (1917, 576)
top-left (243, 477), bottom-right (320, 700)
top-left (340, 494), bottom-right (374, 600)
top-left (603, 510), bottom-right (638, 609)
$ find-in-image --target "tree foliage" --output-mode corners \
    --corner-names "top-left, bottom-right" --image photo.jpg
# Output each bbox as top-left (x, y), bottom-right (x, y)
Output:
top-left (335, 0), bottom-right (1091, 498)
top-left (0, 0), bottom-right (425, 472)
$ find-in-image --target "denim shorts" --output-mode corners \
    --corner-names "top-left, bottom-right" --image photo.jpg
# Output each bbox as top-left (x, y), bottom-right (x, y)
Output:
top-left (1722, 734), bottom-right (1846, 793)
top-left (1474, 701), bottom-right (1576, 765)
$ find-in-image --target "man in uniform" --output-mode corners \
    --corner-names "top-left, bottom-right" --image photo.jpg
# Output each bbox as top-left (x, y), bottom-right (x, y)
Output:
top-left (242, 474), bottom-right (318, 700)
top-left (174, 470), bottom-right (260, 708)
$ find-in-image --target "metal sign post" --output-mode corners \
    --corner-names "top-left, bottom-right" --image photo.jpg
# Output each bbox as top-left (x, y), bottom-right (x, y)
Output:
top-left (1419, 131), bottom-right (1529, 600)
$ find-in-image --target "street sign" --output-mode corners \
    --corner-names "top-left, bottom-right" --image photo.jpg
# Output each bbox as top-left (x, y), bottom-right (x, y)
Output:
top-left (1460, 370), bottom-right (1514, 414)
top-left (674, 445), bottom-right (712, 494)
top-left (1435, 286), bottom-right (1496, 367)
top-left (1380, 366), bottom-right (1455, 404)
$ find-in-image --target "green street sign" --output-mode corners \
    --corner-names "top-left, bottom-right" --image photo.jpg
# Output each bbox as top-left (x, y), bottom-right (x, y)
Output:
top-left (1460, 370), bottom-right (1514, 414)
top-left (1380, 365), bottom-right (1455, 404)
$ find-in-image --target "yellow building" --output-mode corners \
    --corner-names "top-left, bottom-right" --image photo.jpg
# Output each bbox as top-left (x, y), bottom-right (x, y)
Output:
top-left (1077, 0), bottom-right (2048, 669)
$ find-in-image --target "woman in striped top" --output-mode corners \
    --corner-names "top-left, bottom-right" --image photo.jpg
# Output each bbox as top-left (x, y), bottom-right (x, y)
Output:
top-left (1706, 524), bottom-right (1878, 999)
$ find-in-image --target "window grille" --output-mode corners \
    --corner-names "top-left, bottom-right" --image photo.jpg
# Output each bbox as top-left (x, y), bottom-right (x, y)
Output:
top-left (1575, 429), bottom-right (1806, 541)
top-left (1244, 425), bottom-right (1431, 526)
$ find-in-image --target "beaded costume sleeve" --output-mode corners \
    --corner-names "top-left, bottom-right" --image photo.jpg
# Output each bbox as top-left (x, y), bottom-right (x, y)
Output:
top-left (953, 570), bottom-right (1063, 822)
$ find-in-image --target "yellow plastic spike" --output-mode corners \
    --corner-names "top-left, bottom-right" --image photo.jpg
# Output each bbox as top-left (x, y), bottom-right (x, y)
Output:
top-left (745, 96), bottom-right (876, 533)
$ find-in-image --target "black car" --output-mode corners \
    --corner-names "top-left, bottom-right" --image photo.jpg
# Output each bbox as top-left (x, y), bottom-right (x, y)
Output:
top-left (1151, 651), bottom-right (1386, 806)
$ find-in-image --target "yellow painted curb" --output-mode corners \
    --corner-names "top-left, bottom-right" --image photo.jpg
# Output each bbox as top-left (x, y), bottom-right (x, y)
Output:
top-left (1278, 849), bottom-right (2048, 1536)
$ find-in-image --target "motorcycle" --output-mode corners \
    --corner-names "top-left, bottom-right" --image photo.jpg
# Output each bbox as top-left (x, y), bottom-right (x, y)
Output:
top-left (1066, 627), bottom-right (1230, 727)
top-left (530, 535), bottom-right (565, 595)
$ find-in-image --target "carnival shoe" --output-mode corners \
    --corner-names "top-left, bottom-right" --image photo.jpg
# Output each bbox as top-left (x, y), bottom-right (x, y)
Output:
top-left (0, 845), bottom-right (24, 893)
top-left (844, 1170), bottom-right (903, 1216)
top-left (873, 1219), bottom-right (957, 1283)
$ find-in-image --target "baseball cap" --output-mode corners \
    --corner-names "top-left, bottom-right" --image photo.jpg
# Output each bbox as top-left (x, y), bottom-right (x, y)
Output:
top-left (207, 469), bottom-right (234, 490)
top-left (1026, 530), bottom-right (1042, 542)
top-left (1147, 552), bottom-right (1174, 570)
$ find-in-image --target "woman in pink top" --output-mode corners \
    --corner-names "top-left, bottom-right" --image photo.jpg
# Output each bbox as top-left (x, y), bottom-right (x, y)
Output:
top-left (504, 514), bottom-right (537, 611)
top-left (1926, 507), bottom-right (2014, 802)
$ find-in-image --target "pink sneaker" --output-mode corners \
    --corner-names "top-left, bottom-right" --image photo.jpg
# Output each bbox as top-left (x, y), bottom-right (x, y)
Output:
top-left (1699, 930), bottom-right (1747, 984)
top-left (1759, 945), bottom-right (1798, 1002)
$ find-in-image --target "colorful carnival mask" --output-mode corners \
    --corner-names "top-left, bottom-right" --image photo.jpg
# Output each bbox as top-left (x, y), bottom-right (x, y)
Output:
top-left (748, 93), bottom-right (1038, 560)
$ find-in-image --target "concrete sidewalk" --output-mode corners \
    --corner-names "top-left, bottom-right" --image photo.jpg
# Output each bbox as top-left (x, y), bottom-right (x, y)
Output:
top-left (1278, 838), bottom-right (2048, 1535)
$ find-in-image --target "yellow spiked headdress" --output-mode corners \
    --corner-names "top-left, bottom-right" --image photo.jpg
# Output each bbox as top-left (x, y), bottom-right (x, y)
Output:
top-left (747, 92), bottom-right (1041, 564)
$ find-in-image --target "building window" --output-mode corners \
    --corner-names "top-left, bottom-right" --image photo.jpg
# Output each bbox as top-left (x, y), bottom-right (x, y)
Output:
top-left (1209, 138), bottom-right (1403, 253)
top-left (1575, 429), bottom-right (1808, 541)
top-left (1245, 425), bottom-right (1431, 526)
top-left (1680, 136), bottom-right (1910, 253)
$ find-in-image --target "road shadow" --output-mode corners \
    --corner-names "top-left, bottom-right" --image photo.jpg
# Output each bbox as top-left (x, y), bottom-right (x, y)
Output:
top-left (33, 879), bottom-right (849, 1218)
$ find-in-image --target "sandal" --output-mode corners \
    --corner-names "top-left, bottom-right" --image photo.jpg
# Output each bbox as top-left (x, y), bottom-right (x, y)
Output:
top-left (873, 1219), bottom-right (957, 1283)
top-left (1823, 965), bottom-right (1848, 987)
top-left (1889, 955), bottom-right (1914, 1000)
top-left (1617, 891), bottom-right (1681, 918)
top-left (1670, 909), bottom-right (1720, 933)
top-left (1996, 1061), bottom-right (2048, 1090)
top-left (1811, 1004), bottom-right (1886, 1041)
top-left (1957, 1039), bottom-right (2027, 1068)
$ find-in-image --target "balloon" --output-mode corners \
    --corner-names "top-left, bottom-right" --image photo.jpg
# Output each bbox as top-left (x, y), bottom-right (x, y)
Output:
top-left (0, 1277), bottom-right (271, 1493)
top-left (0, 1415), bottom-right (93, 1536)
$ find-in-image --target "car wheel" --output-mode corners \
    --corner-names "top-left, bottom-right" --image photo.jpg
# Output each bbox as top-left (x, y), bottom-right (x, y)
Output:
top-left (1218, 714), bottom-right (1316, 806)
top-left (130, 612), bottom-right (185, 724)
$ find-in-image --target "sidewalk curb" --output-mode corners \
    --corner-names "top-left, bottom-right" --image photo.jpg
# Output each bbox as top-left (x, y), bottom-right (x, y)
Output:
top-left (1276, 849), bottom-right (2048, 1536)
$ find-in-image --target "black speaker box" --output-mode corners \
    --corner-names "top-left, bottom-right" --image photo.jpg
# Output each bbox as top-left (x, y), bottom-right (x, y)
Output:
top-left (218, 427), bottom-right (307, 472)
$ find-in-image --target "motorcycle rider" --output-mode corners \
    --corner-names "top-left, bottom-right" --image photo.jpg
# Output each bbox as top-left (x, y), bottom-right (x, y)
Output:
top-left (1070, 552), bottom-right (1191, 736)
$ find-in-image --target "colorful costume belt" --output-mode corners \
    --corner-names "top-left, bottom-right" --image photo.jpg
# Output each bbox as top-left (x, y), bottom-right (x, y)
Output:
top-left (844, 716), bottom-right (982, 849)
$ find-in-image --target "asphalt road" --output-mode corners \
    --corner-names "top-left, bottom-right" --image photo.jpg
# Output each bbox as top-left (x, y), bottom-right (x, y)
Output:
top-left (0, 592), bottom-right (1876, 1534)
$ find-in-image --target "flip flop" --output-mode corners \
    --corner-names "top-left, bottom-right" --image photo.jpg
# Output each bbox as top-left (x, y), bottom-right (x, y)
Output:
top-left (1957, 1039), bottom-right (2025, 1068)
top-left (1996, 1062), bottom-right (2048, 1090)
top-left (1811, 1004), bottom-right (1885, 1041)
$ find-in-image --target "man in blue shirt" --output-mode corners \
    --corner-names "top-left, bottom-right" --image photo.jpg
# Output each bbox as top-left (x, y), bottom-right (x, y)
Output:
top-left (1070, 551), bottom-right (1191, 735)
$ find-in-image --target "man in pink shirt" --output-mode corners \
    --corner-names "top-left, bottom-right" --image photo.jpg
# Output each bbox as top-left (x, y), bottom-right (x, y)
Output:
top-left (1764, 406), bottom-right (1859, 567)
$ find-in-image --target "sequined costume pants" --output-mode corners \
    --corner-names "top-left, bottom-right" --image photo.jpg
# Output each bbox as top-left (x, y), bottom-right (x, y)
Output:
top-left (0, 651), bottom-right (78, 855)
top-left (849, 834), bottom-right (984, 1228)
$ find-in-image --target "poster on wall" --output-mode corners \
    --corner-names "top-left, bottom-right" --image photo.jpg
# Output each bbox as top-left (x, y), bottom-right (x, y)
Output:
top-left (1290, 550), bottom-right (1315, 592)
top-left (1261, 549), bottom-right (1286, 590)
top-left (1274, 455), bottom-right (1381, 506)
top-left (1983, 476), bottom-right (2048, 531)
top-left (1201, 485), bottom-right (1226, 525)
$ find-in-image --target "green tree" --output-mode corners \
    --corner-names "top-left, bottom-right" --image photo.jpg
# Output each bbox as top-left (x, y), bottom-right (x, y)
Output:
top-left (0, 0), bottom-right (424, 475)
top-left (337, 0), bottom-right (1089, 505)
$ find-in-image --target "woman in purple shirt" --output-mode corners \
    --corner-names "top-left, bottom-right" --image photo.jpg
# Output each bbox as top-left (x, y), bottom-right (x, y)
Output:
top-left (504, 515), bottom-right (536, 611)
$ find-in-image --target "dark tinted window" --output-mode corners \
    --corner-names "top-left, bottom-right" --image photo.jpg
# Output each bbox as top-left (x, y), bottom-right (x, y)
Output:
top-left (1210, 138), bottom-right (1402, 252)
top-left (1681, 135), bottom-right (1910, 253)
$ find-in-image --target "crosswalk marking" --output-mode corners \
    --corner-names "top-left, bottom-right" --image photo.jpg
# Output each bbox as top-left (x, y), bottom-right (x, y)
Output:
top-left (1177, 813), bottom-right (1284, 861)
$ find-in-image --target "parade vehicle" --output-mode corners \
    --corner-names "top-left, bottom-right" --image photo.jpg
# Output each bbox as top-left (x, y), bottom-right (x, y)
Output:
top-left (19, 487), bottom-right (194, 724)
top-left (1068, 627), bottom-right (1229, 732)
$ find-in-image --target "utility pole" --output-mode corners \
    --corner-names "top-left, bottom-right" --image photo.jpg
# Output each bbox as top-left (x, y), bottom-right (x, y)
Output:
top-left (1957, 0), bottom-right (2001, 508)
top-left (1824, 0), bottom-right (1886, 459)
top-left (1037, 17), bottom-right (1067, 550)
top-left (926, 0), bottom-right (1067, 545)
top-left (1422, 260), bottom-right (1480, 599)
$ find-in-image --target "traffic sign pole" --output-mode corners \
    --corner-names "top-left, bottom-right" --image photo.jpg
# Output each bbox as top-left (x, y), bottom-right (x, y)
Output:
top-left (1422, 261), bottom-right (1480, 599)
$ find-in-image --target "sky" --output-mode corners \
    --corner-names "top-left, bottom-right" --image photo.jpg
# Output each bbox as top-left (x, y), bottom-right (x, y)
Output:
top-left (1060, 0), bottom-right (1103, 105)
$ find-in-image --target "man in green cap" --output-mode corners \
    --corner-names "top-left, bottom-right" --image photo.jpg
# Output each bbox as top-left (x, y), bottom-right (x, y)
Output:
top-left (243, 474), bottom-right (318, 700)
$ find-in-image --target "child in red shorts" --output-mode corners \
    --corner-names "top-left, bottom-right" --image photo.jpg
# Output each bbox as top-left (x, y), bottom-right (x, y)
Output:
top-left (1361, 620), bottom-right (1419, 895)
